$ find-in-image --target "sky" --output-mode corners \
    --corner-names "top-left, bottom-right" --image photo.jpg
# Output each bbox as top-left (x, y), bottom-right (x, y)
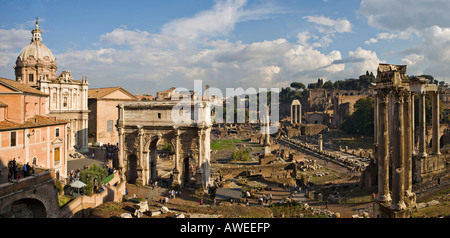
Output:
top-left (1, 0), bottom-right (450, 96)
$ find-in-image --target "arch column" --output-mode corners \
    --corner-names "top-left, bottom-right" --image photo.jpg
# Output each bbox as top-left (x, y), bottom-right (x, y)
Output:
top-left (136, 125), bottom-right (145, 186)
top-left (172, 129), bottom-right (181, 188)
top-left (118, 127), bottom-right (125, 181)
top-left (196, 129), bottom-right (204, 188)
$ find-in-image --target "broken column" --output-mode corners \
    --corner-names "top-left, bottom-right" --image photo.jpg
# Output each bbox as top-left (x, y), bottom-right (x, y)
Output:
top-left (318, 134), bottom-right (323, 152)
top-left (291, 100), bottom-right (301, 124)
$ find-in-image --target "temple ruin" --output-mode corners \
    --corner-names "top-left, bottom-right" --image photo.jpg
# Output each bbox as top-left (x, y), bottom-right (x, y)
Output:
top-left (373, 64), bottom-right (445, 218)
top-left (290, 100), bottom-right (301, 124)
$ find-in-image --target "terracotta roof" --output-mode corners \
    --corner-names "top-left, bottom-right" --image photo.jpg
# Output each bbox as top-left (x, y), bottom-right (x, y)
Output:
top-left (88, 87), bottom-right (137, 100)
top-left (0, 77), bottom-right (48, 96)
top-left (0, 115), bottom-right (67, 131)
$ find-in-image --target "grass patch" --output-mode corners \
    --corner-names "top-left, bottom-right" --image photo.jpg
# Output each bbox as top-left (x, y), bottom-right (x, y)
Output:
top-left (413, 202), bottom-right (450, 218)
top-left (58, 195), bottom-right (73, 208)
top-left (100, 203), bottom-right (122, 213)
top-left (211, 139), bottom-right (247, 150)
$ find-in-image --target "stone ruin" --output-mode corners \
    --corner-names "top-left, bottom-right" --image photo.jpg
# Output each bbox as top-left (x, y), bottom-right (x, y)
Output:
top-left (372, 63), bottom-right (446, 218)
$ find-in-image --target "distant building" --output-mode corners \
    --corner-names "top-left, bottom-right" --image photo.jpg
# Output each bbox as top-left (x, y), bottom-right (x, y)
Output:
top-left (156, 87), bottom-right (197, 101)
top-left (13, 19), bottom-right (89, 152)
top-left (0, 77), bottom-right (68, 180)
top-left (135, 94), bottom-right (155, 101)
top-left (88, 87), bottom-right (138, 145)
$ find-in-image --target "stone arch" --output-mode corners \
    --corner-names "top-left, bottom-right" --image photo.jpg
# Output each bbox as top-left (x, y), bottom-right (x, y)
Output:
top-left (126, 154), bottom-right (138, 184)
top-left (117, 101), bottom-right (212, 190)
top-left (147, 134), bottom-right (176, 183)
top-left (183, 156), bottom-right (196, 186)
top-left (9, 198), bottom-right (47, 218)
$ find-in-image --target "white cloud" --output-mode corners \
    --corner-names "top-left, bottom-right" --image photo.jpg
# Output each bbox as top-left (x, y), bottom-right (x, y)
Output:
top-left (161, 0), bottom-right (284, 40)
top-left (301, 15), bottom-right (352, 48)
top-left (359, 0), bottom-right (450, 83)
top-left (359, 0), bottom-right (450, 32)
top-left (304, 15), bottom-right (352, 33)
top-left (401, 53), bottom-right (424, 67)
top-left (347, 47), bottom-right (381, 75)
top-left (99, 28), bottom-right (151, 46)
top-left (365, 38), bottom-right (378, 45)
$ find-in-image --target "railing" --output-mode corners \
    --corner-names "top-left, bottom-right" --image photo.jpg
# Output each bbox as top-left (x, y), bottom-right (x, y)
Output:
top-left (0, 170), bottom-right (53, 198)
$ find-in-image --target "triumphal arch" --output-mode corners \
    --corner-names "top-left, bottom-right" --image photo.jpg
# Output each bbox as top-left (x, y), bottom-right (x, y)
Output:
top-left (116, 100), bottom-right (212, 190)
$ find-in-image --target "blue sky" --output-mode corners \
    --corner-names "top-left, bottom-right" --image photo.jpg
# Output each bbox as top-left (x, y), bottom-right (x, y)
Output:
top-left (1, 0), bottom-right (449, 95)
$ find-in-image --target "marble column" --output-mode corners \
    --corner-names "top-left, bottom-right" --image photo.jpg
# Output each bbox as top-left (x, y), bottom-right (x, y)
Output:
top-left (197, 130), bottom-right (204, 187)
top-left (432, 91), bottom-right (441, 155)
top-left (376, 89), bottom-right (391, 203)
top-left (411, 94), bottom-right (415, 155)
top-left (294, 105), bottom-right (298, 124)
top-left (137, 125), bottom-right (144, 186)
top-left (418, 93), bottom-right (427, 157)
top-left (118, 127), bottom-right (125, 181)
top-left (173, 129), bottom-right (181, 187)
top-left (291, 105), bottom-right (294, 124)
top-left (391, 90), bottom-right (406, 211)
top-left (403, 91), bottom-right (414, 203)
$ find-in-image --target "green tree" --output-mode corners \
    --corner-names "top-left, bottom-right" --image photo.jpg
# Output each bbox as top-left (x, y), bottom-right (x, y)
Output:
top-left (80, 163), bottom-right (108, 195)
top-left (290, 82), bottom-right (306, 90)
top-left (340, 97), bottom-right (374, 136)
top-left (323, 80), bottom-right (334, 89)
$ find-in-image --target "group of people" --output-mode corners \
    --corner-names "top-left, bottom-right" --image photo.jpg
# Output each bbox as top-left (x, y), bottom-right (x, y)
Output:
top-left (160, 189), bottom-right (181, 204)
top-left (257, 193), bottom-right (273, 204)
top-left (101, 143), bottom-right (118, 160)
top-left (7, 158), bottom-right (34, 182)
top-left (68, 169), bottom-right (82, 184)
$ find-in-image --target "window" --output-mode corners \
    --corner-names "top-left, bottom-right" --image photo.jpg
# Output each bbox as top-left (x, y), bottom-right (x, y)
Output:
top-left (107, 120), bottom-right (113, 132)
top-left (63, 97), bottom-right (67, 107)
top-left (10, 131), bottom-right (16, 147)
top-left (158, 113), bottom-right (162, 119)
top-left (54, 147), bottom-right (60, 165)
top-left (55, 128), bottom-right (60, 137)
top-left (29, 74), bottom-right (34, 82)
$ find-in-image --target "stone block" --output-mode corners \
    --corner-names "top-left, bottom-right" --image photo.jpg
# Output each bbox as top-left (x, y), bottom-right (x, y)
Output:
top-left (161, 206), bottom-right (169, 213)
top-left (150, 210), bottom-right (162, 216)
top-left (121, 213), bottom-right (133, 218)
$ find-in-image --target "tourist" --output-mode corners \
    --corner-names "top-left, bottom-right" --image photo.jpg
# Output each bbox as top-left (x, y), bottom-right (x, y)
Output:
top-left (26, 163), bottom-right (32, 176)
top-left (23, 163), bottom-right (29, 177)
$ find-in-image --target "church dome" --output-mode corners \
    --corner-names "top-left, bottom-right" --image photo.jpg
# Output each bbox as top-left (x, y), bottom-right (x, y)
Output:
top-left (17, 19), bottom-right (55, 62)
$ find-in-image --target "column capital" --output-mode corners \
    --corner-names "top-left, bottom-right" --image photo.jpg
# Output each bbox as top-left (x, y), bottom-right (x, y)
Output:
top-left (377, 89), bottom-right (390, 103)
